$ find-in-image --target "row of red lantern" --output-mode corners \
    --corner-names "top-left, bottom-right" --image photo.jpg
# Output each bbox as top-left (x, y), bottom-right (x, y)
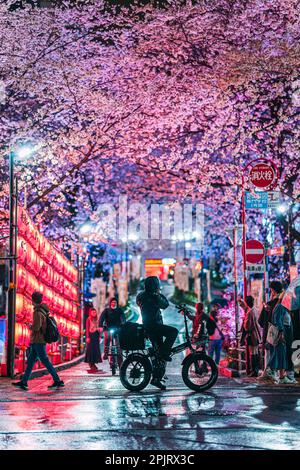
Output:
top-left (18, 207), bottom-right (78, 284)
top-left (17, 238), bottom-right (78, 302)
top-left (15, 319), bottom-right (80, 347)
top-left (16, 269), bottom-right (79, 321)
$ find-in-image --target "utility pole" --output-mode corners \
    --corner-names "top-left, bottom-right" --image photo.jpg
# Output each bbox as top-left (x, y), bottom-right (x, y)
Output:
top-left (7, 151), bottom-right (17, 378)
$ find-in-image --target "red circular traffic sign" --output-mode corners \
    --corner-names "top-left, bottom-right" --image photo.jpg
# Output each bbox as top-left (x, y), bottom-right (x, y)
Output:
top-left (249, 162), bottom-right (278, 189)
top-left (245, 239), bottom-right (264, 264)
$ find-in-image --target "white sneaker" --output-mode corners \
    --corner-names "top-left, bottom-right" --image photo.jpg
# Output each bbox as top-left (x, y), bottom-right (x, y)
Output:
top-left (286, 376), bottom-right (297, 384)
top-left (269, 372), bottom-right (278, 381)
top-left (280, 376), bottom-right (294, 384)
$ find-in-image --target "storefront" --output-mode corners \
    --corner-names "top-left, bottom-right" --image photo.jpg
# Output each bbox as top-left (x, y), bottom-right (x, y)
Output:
top-left (0, 207), bottom-right (82, 377)
top-left (144, 258), bottom-right (176, 281)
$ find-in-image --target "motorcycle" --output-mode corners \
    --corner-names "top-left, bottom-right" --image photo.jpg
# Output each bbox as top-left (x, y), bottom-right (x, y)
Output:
top-left (119, 304), bottom-right (218, 392)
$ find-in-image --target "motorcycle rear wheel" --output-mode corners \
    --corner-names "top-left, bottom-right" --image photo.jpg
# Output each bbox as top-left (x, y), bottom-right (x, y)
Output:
top-left (120, 353), bottom-right (152, 391)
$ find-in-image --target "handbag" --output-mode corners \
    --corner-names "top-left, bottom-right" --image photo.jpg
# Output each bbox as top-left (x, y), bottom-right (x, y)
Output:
top-left (266, 322), bottom-right (279, 346)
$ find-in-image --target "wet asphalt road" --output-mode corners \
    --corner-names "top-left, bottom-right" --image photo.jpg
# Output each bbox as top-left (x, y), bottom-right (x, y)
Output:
top-left (1, 285), bottom-right (300, 450)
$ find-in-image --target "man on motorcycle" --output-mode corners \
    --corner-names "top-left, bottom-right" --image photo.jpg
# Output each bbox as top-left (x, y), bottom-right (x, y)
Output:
top-left (99, 298), bottom-right (125, 364)
top-left (136, 276), bottom-right (178, 364)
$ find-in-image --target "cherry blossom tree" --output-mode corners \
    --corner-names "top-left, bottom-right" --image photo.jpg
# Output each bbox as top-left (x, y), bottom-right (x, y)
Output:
top-left (0, 0), bottom-right (299, 258)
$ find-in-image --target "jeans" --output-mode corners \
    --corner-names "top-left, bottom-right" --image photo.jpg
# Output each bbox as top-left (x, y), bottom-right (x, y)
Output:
top-left (104, 331), bottom-right (123, 367)
top-left (146, 324), bottom-right (178, 356)
top-left (208, 339), bottom-right (223, 365)
top-left (22, 343), bottom-right (60, 385)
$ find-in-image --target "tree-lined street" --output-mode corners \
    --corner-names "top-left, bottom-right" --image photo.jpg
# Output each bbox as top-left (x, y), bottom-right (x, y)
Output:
top-left (0, 0), bottom-right (300, 454)
top-left (1, 295), bottom-right (300, 450)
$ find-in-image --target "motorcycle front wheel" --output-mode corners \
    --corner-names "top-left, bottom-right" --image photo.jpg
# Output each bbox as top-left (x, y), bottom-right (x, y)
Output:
top-left (182, 353), bottom-right (218, 392)
top-left (120, 353), bottom-right (152, 391)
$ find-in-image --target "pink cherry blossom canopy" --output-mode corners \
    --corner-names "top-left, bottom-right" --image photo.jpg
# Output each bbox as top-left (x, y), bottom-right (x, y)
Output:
top-left (0, 0), bottom-right (299, 243)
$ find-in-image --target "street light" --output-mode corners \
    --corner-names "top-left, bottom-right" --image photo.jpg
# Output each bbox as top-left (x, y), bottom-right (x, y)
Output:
top-left (276, 203), bottom-right (289, 214)
top-left (7, 143), bottom-right (35, 378)
top-left (79, 221), bottom-right (95, 236)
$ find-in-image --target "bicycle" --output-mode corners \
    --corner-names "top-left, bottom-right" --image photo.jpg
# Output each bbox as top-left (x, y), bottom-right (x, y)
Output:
top-left (107, 328), bottom-right (122, 376)
top-left (120, 304), bottom-right (218, 392)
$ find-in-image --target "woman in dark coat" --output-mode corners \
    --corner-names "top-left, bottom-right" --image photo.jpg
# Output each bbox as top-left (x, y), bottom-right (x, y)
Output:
top-left (268, 301), bottom-right (294, 384)
top-left (84, 308), bottom-right (102, 372)
top-left (258, 281), bottom-right (283, 378)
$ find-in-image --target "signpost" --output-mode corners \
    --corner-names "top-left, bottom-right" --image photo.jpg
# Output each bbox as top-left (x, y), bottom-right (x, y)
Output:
top-left (245, 191), bottom-right (280, 210)
top-left (246, 263), bottom-right (265, 274)
top-left (249, 161), bottom-right (279, 190)
top-left (241, 159), bottom-right (278, 300)
top-left (267, 246), bottom-right (285, 256)
top-left (245, 239), bottom-right (265, 264)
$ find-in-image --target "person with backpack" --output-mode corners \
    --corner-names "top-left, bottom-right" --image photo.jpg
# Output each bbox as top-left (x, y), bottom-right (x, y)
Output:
top-left (12, 291), bottom-right (64, 390)
top-left (207, 304), bottom-right (224, 365)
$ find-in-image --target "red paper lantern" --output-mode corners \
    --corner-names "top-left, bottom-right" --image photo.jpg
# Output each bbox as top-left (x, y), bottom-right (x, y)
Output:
top-left (25, 244), bottom-right (39, 276)
top-left (42, 286), bottom-right (54, 310)
top-left (18, 207), bottom-right (30, 238)
top-left (16, 265), bottom-right (27, 293)
top-left (40, 260), bottom-right (53, 287)
top-left (53, 271), bottom-right (64, 294)
top-left (16, 295), bottom-right (26, 322)
top-left (17, 237), bottom-right (27, 265)
top-left (40, 236), bottom-right (54, 264)
top-left (26, 272), bottom-right (41, 297)
top-left (52, 250), bottom-right (64, 274)
top-left (64, 299), bottom-right (73, 319)
top-left (72, 303), bottom-right (78, 320)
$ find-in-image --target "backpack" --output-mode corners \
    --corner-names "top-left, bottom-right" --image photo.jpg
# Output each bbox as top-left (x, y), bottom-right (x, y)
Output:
top-left (44, 315), bottom-right (60, 343)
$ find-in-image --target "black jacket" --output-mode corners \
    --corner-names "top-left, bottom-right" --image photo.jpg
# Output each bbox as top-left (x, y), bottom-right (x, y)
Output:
top-left (136, 276), bottom-right (169, 328)
top-left (99, 307), bottom-right (126, 329)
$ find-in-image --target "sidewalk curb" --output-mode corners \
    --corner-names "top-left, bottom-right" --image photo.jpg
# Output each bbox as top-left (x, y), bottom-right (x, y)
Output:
top-left (15, 354), bottom-right (85, 380)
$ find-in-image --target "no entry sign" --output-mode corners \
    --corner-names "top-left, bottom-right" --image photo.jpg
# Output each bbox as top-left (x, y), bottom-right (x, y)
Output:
top-left (249, 161), bottom-right (278, 190)
top-left (244, 239), bottom-right (265, 264)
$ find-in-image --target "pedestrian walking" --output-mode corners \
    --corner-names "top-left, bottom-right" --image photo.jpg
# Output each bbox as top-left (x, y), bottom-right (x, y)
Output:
top-left (12, 291), bottom-right (64, 390)
top-left (84, 307), bottom-right (103, 372)
top-left (207, 304), bottom-right (224, 365)
top-left (258, 281), bottom-right (283, 380)
top-left (239, 296), bottom-right (261, 377)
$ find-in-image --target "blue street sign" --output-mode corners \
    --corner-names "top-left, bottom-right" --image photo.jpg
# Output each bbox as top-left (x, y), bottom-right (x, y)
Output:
top-left (245, 191), bottom-right (280, 210)
top-left (245, 191), bottom-right (268, 209)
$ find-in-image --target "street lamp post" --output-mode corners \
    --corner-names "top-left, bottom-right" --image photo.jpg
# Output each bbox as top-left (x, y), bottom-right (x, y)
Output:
top-left (7, 150), bottom-right (18, 378)
top-left (288, 205), bottom-right (295, 267)
top-left (6, 144), bottom-right (35, 378)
